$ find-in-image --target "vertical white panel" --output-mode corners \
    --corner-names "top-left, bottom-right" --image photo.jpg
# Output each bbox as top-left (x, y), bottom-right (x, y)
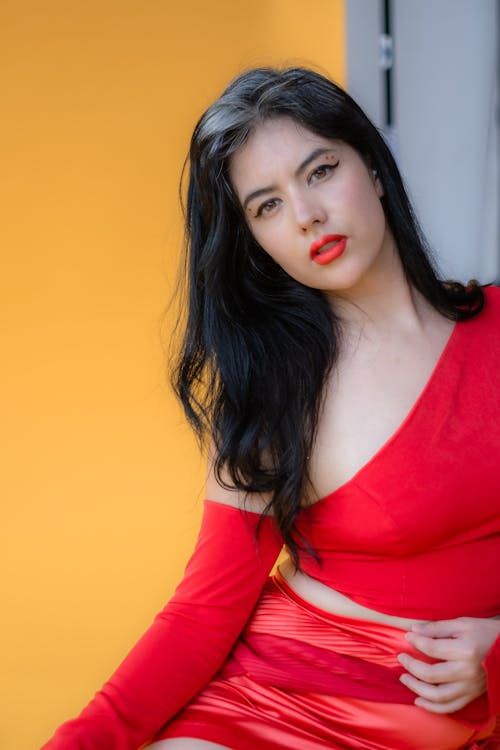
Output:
top-left (347, 0), bottom-right (499, 283)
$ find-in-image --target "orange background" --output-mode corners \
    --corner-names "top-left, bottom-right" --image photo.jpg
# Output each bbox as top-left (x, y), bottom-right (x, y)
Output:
top-left (1, 2), bottom-right (345, 747)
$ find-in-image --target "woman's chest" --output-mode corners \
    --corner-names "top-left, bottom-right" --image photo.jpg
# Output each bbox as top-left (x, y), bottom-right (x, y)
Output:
top-left (304, 323), bottom-right (500, 555)
top-left (309, 326), bottom-right (454, 500)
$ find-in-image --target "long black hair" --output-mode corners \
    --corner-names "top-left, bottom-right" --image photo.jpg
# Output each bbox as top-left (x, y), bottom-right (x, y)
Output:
top-left (172, 66), bottom-right (483, 563)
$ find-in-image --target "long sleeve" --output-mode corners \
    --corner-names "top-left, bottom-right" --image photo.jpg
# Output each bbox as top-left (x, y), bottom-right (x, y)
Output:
top-left (41, 500), bottom-right (283, 750)
top-left (483, 631), bottom-right (500, 717)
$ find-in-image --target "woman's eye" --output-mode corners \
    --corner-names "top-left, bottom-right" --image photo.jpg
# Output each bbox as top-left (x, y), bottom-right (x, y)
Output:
top-left (255, 198), bottom-right (280, 217)
top-left (309, 162), bottom-right (338, 183)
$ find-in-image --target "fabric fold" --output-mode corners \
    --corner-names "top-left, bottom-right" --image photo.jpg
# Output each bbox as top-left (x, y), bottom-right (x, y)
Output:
top-left (156, 575), bottom-right (496, 749)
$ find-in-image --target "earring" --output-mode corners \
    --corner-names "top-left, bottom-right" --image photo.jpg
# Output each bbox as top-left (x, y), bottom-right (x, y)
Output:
top-left (372, 168), bottom-right (378, 177)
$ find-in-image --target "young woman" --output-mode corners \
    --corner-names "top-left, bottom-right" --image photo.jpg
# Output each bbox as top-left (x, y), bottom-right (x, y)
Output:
top-left (42, 67), bottom-right (500, 750)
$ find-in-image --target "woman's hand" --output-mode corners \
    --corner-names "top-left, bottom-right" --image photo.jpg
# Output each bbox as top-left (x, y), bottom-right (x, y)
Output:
top-left (397, 617), bottom-right (500, 713)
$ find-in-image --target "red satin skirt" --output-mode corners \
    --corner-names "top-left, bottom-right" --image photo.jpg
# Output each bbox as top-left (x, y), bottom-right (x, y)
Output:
top-left (154, 574), bottom-right (498, 749)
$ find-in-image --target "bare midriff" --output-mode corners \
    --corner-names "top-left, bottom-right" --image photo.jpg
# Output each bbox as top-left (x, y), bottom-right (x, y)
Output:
top-left (278, 557), bottom-right (427, 630)
top-left (278, 558), bottom-right (500, 631)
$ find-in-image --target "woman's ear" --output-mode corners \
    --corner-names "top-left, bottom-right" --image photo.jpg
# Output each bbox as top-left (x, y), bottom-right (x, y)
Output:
top-left (371, 168), bottom-right (384, 198)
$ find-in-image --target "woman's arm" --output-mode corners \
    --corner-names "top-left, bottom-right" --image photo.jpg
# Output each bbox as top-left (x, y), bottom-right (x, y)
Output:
top-left (398, 617), bottom-right (500, 715)
top-left (41, 496), bottom-right (282, 750)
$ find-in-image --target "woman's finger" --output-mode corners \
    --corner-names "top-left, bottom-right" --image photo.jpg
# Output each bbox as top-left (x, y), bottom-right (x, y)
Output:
top-left (413, 695), bottom-right (470, 714)
top-left (397, 653), bottom-right (465, 683)
top-left (399, 673), bottom-right (464, 701)
top-left (404, 632), bottom-right (463, 661)
top-left (409, 618), bottom-right (467, 639)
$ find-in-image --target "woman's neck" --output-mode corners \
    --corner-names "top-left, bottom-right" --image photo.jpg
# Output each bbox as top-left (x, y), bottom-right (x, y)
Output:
top-left (326, 253), bottom-right (439, 341)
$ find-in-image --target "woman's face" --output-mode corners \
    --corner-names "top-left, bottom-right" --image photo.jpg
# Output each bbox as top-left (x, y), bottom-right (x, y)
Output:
top-left (229, 117), bottom-right (397, 301)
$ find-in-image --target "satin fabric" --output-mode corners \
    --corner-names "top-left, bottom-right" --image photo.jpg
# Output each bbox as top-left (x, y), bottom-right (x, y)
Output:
top-left (154, 575), bottom-right (497, 750)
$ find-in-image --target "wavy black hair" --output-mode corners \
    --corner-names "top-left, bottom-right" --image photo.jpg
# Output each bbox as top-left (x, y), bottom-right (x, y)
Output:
top-left (172, 66), bottom-right (484, 563)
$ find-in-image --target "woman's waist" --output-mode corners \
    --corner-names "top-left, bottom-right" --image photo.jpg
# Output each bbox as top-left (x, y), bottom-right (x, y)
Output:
top-left (227, 573), bottom-right (494, 729)
top-left (277, 559), bottom-right (424, 630)
top-left (288, 543), bottom-right (500, 621)
top-left (227, 573), bottom-right (419, 705)
top-left (230, 572), bottom-right (496, 728)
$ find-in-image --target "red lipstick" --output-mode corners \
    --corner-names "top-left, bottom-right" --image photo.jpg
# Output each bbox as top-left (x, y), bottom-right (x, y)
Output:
top-left (310, 234), bottom-right (347, 265)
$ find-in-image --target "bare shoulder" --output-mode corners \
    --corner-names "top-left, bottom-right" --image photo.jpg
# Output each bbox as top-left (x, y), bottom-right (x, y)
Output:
top-left (205, 441), bottom-right (272, 515)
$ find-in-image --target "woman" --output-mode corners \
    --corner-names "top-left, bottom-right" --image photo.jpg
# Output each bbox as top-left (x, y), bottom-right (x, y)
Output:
top-left (42, 67), bottom-right (500, 750)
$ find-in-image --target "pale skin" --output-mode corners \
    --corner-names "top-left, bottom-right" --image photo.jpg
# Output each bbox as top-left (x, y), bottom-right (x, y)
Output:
top-left (149, 118), bottom-right (500, 748)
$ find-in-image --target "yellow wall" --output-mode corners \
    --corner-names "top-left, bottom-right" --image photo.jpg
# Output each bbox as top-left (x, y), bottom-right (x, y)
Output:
top-left (1, 2), bottom-right (344, 747)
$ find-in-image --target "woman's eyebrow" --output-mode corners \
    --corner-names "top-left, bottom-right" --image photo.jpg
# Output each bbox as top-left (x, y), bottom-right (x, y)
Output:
top-left (242, 147), bottom-right (333, 210)
top-left (243, 186), bottom-right (275, 211)
top-left (295, 147), bottom-right (332, 177)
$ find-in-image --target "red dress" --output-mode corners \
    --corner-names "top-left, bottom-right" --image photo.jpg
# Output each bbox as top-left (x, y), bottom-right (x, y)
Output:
top-left (42, 285), bottom-right (500, 750)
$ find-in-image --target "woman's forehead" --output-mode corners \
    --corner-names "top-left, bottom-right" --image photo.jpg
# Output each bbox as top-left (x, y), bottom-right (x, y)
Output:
top-left (229, 118), bottom-right (346, 187)
top-left (237, 117), bottom-right (341, 157)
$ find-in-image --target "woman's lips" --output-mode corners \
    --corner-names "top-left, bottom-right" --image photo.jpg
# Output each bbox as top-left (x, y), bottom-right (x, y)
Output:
top-left (309, 234), bottom-right (347, 265)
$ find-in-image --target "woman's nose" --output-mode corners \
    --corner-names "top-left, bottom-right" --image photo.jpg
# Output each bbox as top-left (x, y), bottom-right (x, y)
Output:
top-left (291, 193), bottom-right (327, 232)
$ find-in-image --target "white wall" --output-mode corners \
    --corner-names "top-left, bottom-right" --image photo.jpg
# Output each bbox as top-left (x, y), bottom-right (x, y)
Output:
top-left (347, 0), bottom-right (499, 284)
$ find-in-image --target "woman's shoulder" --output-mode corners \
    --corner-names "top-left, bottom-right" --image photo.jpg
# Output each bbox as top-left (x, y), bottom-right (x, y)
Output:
top-left (205, 442), bottom-right (272, 515)
top-left (460, 284), bottom-right (500, 357)
top-left (477, 283), bottom-right (500, 325)
top-left (483, 283), bottom-right (500, 304)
